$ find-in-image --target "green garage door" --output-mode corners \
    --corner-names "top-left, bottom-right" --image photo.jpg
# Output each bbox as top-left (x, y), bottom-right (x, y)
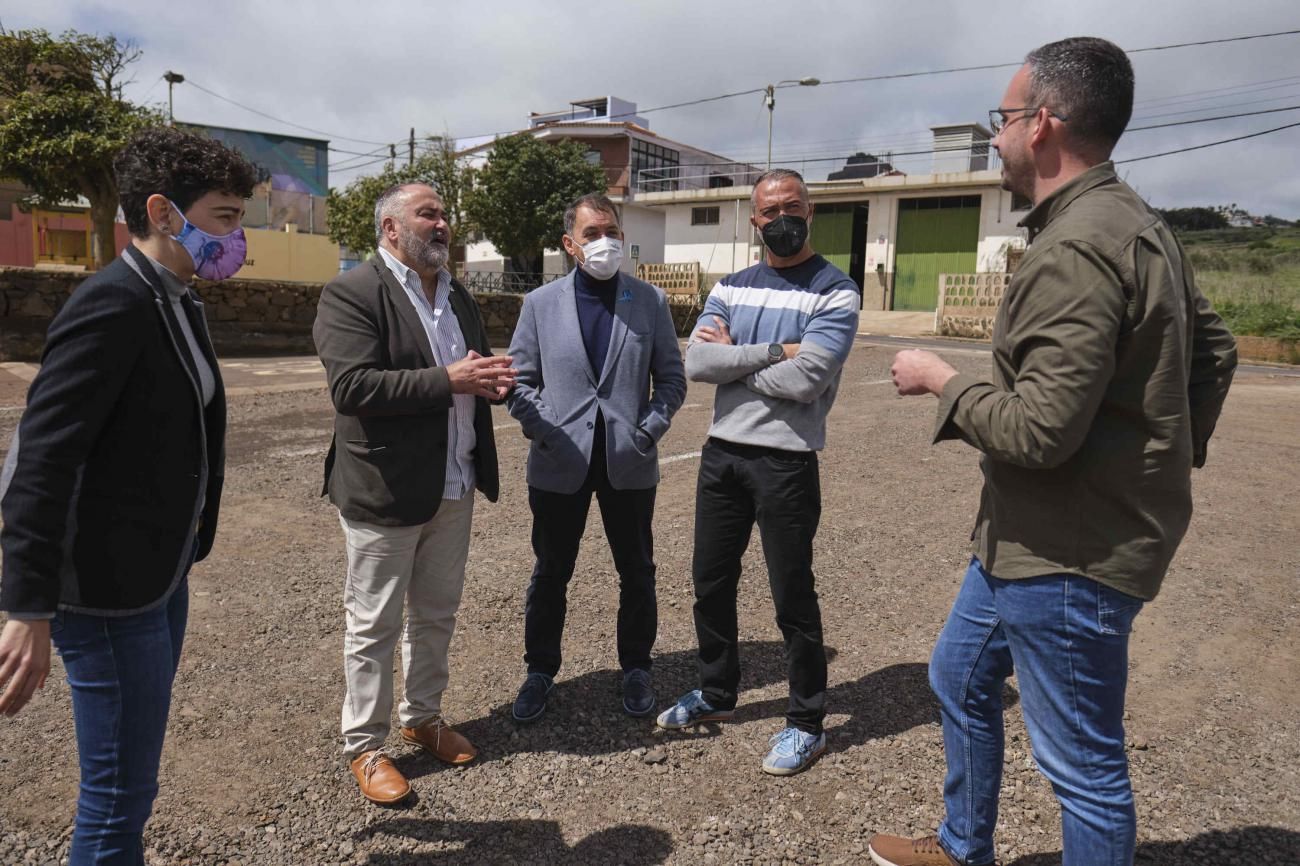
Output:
top-left (808, 201), bottom-right (868, 296)
top-left (893, 195), bottom-right (981, 311)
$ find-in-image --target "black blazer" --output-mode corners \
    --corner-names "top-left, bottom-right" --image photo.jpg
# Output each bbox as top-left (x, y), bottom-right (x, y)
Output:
top-left (312, 256), bottom-right (499, 526)
top-left (0, 246), bottom-right (226, 614)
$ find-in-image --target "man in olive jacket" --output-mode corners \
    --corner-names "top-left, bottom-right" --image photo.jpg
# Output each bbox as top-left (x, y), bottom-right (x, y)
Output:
top-left (313, 183), bottom-right (515, 805)
top-left (870, 38), bottom-right (1237, 866)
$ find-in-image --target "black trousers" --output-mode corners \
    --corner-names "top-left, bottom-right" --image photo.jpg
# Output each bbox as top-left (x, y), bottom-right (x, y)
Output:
top-left (692, 437), bottom-right (826, 734)
top-left (524, 429), bottom-right (658, 678)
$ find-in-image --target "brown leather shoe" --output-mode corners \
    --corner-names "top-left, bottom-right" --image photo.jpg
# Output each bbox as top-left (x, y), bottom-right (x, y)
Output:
top-left (350, 750), bottom-right (411, 805)
top-left (868, 833), bottom-right (961, 866)
top-left (401, 717), bottom-right (477, 765)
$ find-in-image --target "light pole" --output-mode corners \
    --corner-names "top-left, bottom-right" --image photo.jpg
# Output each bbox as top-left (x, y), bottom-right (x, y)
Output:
top-left (766, 77), bottom-right (820, 169)
top-left (163, 71), bottom-right (185, 126)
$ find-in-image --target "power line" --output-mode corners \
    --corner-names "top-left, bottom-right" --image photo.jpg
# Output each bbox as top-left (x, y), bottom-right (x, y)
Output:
top-left (1129, 104), bottom-right (1300, 131)
top-left (811, 30), bottom-right (1300, 87)
top-left (442, 28), bottom-right (1300, 148)
top-left (1134, 74), bottom-right (1300, 108)
top-left (1128, 29), bottom-right (1300, 53)
top-left (176, 27), bottom-right (1300, 176)
top-left (329, 145), bottom-right (392, 157)
top-left (631, 105), bottom-right (1300, 176)
top-left (183, 78), bottom-right (395, 146)
top-left (1134, 91), bottom-right (1300, 122)
top-left (1117, 119), bottom-right (1300, 163)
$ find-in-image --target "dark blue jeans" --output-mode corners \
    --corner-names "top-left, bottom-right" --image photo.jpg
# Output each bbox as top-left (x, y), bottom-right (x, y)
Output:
top-left (50, 581), bottom-right (189, 866)
top-left (930, 559), bottom-right (1143, 866)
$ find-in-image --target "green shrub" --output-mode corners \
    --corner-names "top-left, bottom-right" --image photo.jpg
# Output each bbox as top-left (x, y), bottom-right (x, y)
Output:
top-left (1189, 249), bottom-right (1231, 272)
top-left (1246, 253), bottom-right (1276, 274)
top-left (1215, 300), bottom-right (1300, 339)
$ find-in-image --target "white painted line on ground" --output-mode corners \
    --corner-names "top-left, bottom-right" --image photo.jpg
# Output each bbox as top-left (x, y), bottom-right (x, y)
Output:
top-left (863, 378), bottom-right (893, 386)
top-left (659, 450), bottom-right (702, 466)
top-left (0, 405), bottom-right (24, 412)
top-left (680, 403), bottom-right (704, 410)
top-left (493, 422), bottom-right (518, 431)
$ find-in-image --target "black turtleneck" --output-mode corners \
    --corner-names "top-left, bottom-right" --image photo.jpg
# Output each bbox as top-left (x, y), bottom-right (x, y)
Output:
top-left (573, 266), bottom-right (619, 376)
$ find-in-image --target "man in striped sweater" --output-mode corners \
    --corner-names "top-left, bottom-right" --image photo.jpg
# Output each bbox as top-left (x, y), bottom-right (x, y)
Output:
top-left (657, 169), bottom-right (860, 776)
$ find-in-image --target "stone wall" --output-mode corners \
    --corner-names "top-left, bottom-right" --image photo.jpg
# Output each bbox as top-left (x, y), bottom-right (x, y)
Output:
top-left (1, 266), bottom-right (703, 361)
top-left (935, 273), bottom-right (1012, 339)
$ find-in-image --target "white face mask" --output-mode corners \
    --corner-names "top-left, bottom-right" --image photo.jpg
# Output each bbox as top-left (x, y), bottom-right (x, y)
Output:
top-left (577, 235), bottom-right (623, 280)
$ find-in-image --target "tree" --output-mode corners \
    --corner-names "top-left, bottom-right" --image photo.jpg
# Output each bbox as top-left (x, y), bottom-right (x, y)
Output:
top-left (0, 28), bottom-right (159, 267)
top-left (326, 134), bottom-right (473, 259)
top-left (464, 133), bottom-right (607, 282)
top-left (1156, 207), bottom-right (1228, 232)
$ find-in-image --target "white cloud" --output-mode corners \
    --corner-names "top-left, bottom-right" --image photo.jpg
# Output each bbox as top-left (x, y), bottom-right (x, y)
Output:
top-left (10, 0), bottom-right (1300, 216)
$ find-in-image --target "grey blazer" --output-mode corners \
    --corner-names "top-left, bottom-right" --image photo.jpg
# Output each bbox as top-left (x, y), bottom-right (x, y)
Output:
top-left (507, 270), bottom-right (686, 494)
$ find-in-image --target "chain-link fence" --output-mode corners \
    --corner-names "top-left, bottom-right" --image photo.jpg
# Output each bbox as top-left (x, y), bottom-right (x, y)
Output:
top-left (458, 270), bottom-right (568, 293)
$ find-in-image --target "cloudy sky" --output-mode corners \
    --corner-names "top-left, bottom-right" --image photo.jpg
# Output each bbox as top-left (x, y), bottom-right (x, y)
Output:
top-left (8, 0), bottom-right (1300, 217)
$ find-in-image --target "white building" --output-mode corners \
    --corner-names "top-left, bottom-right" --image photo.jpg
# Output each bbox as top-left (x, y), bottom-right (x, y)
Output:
top-left (462, 107), bottom-right (1024, 311)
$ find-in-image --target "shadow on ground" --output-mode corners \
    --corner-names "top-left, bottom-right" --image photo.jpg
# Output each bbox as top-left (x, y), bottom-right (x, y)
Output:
top-left (1006, 825), bottom-right (1300, 865)
top-left (397, 640), bottom-right (1015, 782)
top-left (359, 818), bottom-right (673, 865)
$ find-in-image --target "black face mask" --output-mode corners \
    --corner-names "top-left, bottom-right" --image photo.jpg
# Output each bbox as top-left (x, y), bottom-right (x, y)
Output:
top-left (760, 214), bottom-right (809, 259)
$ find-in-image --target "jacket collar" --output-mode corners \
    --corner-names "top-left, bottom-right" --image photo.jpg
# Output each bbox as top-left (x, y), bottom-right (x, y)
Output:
top-left (1018, 160), bottom-right (1119, 241)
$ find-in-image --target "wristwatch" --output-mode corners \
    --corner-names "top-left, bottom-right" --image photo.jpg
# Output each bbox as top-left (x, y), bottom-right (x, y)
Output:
top-left (767, 343), bottom-right (783, 363)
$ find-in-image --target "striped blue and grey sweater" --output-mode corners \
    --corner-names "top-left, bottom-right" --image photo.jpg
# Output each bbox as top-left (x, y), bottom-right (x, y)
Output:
top-left (686, 254), bottom-right (859, 451)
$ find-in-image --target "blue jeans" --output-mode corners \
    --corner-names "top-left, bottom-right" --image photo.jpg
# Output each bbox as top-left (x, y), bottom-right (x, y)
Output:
top-left (50, 581), bottom-right (189, 865)
top-left (929, 559), bottom-right (1143, 866)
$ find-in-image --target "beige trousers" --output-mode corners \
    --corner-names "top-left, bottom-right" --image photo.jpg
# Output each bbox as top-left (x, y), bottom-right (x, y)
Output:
top-left (339, 495), bottom-right (474, 756)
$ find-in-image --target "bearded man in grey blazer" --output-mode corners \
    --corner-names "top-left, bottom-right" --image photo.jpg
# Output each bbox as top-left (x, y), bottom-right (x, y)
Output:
top-left (506, 193), bottom-right (686, 722)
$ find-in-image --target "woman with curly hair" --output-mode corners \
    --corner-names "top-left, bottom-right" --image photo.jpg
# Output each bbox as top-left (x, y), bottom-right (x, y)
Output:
top-left (0, 125), bottom-right (257, 864)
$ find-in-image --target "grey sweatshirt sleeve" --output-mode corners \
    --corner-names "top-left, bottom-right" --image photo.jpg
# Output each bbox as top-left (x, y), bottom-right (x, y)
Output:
top-left (685, 340), bottom-right (771, 384)
top-left (743, 342), bottom-right (844, 404)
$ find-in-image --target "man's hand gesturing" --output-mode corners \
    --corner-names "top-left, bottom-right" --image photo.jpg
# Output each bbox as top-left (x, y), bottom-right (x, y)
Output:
top-left (446, 351), bottom-right (517, 400)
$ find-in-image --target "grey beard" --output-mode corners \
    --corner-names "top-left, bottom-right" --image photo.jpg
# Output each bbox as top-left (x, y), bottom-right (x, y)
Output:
top-left (399, 230), bottom-right (449, 273)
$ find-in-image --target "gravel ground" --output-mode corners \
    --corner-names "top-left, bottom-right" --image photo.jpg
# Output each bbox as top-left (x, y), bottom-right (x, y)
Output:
top-left (1, 340), bottom-right (1298, 865)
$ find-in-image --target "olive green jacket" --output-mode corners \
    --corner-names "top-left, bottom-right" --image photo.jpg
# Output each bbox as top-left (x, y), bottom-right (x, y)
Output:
top-left (935, 162), bottom-right (1237, 600)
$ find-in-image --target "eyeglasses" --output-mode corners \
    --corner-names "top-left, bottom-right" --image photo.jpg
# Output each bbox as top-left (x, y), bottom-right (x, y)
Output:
top-left (989, 107), bottom-right (1068, 135)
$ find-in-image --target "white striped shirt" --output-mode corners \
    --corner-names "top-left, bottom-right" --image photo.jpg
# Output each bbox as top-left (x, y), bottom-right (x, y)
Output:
top-left (377, 247), bottom-right (476, 500)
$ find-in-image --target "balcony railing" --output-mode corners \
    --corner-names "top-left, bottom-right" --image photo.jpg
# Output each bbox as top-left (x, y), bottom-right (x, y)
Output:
top-left (458, 270), bottom-right (568, 293)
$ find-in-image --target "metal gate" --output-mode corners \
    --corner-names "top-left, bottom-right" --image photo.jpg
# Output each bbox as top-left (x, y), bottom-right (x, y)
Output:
top-left (809, 202), bottom-right (868, 295)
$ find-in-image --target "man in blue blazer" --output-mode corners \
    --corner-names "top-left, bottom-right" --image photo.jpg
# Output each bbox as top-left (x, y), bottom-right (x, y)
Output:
top-left (506, 193), bottom-right (686, 721)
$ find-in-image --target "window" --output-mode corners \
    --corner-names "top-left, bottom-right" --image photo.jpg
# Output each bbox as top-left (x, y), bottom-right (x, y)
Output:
top-left (632, 139), bottom-right (680, 192)
top-left (691, 206), bottom-right (720, 226)
top-left (898, 194), bottom-right (982, 211)
top-left (584, 149), bottom-right (602, 165)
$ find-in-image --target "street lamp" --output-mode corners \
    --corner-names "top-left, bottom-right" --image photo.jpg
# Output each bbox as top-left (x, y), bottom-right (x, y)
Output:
top-left (163, 71), bottom-right (185, 126)
top-left (765, 77), bottom-right (820, 169)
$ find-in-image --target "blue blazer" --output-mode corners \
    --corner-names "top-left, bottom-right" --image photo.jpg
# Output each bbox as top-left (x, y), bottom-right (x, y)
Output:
top-left (506, 270), bottom-right (686, 494)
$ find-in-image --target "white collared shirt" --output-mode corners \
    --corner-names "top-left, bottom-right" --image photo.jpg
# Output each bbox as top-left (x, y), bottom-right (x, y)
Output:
top-left (377, 246), bottom-right (476, 500)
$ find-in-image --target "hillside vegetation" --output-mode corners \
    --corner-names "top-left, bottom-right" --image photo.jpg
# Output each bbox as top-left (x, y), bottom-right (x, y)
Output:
top-left (1181, 226), bottom-right (1300, 339)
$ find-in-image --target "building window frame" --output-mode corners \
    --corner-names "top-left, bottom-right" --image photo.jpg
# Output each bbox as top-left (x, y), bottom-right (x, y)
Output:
top-left (632, 138), bottom-right (680, 192)
top-left (691, 206), bottom-right (721, 226)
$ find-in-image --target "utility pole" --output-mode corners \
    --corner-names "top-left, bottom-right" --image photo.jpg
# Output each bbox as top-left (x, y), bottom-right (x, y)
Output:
top-left (389, 143), bottom-right (396, 169)
top-left (409, 128), bottom-right (415, 167)
top-left (163, 71), bottom-right (185, 126)
top-left (765, 77), bottom-right (820, 171)
top-left (765, 85), bottom-right (775, 170)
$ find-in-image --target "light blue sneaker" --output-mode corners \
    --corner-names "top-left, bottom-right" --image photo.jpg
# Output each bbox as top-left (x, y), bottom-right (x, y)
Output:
top-left (655, 689), bottom-right (735, 730)
top-left (761, 726), bottom-right (826, 776)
